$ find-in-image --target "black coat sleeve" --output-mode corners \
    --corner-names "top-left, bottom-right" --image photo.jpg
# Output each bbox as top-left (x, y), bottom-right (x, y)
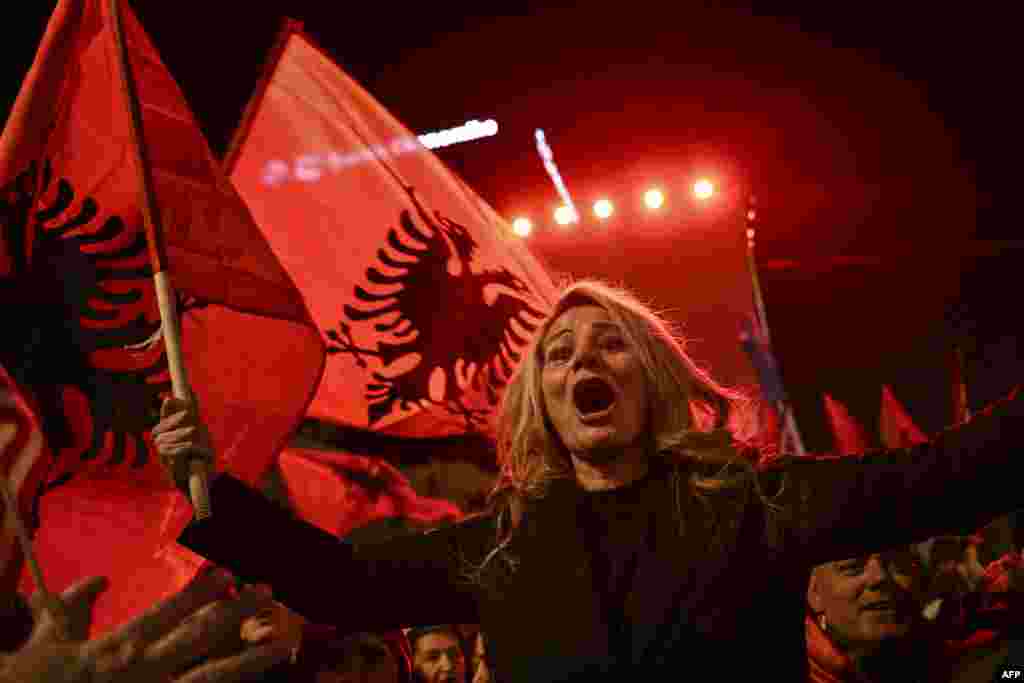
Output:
top-left (178, 475), bottom-right (491, 633)
top-left (759, 388), bottom-right (1024, 566)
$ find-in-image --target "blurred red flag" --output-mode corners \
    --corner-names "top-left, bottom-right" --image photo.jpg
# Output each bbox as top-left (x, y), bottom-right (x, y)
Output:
top-left (0, 0), bottom-right (323, 632)
top-left (226, 23), bottom-right (555, 440)
top-left (278, 447), bottom-right (461, 538)
top-left (0, 364), bottom-right (50, 594)
top-left (822, 393), bottom-right (870, 455)
top-left (879, 385), bottom-right (928, 449)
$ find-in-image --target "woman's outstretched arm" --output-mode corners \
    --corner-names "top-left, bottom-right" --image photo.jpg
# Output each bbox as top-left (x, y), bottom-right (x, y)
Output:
top-left (759, 388), bottom-right (1024, 566)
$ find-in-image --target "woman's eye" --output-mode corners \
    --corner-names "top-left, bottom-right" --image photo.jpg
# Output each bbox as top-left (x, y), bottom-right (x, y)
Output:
top-left (602, 336), bottom-right (626, 350)
top-left (547, 347), bottom-right (571, 362)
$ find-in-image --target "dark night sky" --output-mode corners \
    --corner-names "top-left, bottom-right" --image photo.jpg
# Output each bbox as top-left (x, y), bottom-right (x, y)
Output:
top-left (3, 1), bottom-right (1018, 453)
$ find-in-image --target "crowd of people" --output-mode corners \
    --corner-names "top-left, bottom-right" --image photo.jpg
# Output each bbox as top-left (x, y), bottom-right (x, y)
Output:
top-left (2, 279), bottom-right (1023, 681)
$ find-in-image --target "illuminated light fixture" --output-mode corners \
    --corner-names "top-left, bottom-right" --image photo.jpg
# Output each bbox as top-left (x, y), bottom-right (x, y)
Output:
top-left (644, 188), bottom-right (665, 210)
top-left (554, 205), bottom-right (576, 226)
top-left (593, 198), bottom-right (614, 220)
top-left (418, 119), bottom-right (499, 150)
top-left (693, 178), bottom-right (715, 200)
top-left (512, 217), bottom-right (533, 237)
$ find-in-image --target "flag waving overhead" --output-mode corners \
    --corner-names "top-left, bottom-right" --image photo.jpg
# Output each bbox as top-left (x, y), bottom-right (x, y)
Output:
top-left (879, 385), bottom-right (928, 449)
top-left (278, 448), bottom-right (461, 538)
top-left (226, 22), bottom-right (556, 438)
top-left (823, 393), bottom-right (870, 455)
top-left (0, 0), bottom-right (323, 632)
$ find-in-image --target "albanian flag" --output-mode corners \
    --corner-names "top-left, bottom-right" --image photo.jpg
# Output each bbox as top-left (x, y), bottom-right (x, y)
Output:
top-left (879, 385), bottom-right (928, 449)
top-left (0, 0), bottom-right (324, 633)
top-left (225, 21), bottom-right (556, 439)
top-left (822, 393), bottom-right (870, 456)
top-left (278, 448), bottom-right (461, 539)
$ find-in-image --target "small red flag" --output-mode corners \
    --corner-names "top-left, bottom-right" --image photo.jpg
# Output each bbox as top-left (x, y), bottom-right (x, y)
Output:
top-left (822, 393), bottom-right (870, 456)
top-left (278, 448), bottom-right (461, 538)
top-left (226, 24), bottom-right (555, 440)
top-left (1, 0), bottom-right (323, 633)
top-left (879, 385), bottom-right (928, 449)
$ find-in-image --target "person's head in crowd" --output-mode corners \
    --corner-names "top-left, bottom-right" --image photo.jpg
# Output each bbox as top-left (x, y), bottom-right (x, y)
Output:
top-left (807, 547), bottom-right (926, 663)
top-left (919, 535), bottom-right (986, 598)
top-left (406, 625), bottom-right (467, 683)
top-left (310, 632), bottom-right (407, 683)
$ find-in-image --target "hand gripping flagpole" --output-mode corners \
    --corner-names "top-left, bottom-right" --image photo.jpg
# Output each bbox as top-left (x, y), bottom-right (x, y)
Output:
top-left (109, 0), bottom-right (210, 520)
top-left (743, 195), bottom-right (806, 457)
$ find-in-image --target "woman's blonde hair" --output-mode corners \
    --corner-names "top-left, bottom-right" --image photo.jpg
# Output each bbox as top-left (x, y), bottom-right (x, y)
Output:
top-left (469, 279), bottom-right (776, 581)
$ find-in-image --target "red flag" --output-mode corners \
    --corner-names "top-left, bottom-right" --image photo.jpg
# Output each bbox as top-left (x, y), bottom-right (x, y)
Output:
top-left (1, 0), bottom-right (323, 633)
top-left (278, 448), bottom-right (461, 538)
top-left (0, 364), bottom-right (50, 594)
top-left (822, 393), bottom-right (870, 455)
top-left (225, 23), bottom-right (555, 440)
top-left (879, 385), bottom-right (928, 449)
top-left (951, 347), bottom-right (971, 425)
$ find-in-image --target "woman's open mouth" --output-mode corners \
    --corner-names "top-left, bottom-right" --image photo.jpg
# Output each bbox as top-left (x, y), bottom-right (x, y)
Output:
top-left (573, 376), bottom-right (617, 422)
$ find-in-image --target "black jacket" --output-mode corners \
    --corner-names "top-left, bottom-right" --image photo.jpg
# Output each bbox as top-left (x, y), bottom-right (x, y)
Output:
top-left (180, 390), bottom-right (1024, 680)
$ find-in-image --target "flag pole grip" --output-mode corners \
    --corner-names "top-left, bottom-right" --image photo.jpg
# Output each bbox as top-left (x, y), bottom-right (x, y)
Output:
top-left (154, 271), bottom-right (211, 521)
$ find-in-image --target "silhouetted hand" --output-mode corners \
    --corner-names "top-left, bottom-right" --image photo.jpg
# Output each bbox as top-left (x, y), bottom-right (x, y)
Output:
top-left (0, 570), bottom-right (292, 682)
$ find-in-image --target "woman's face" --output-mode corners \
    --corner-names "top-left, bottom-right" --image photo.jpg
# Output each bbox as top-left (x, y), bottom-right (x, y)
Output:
top-left (540, 304), bottom-right (648, 462)
top-left (808, 550), bottom-right (924, 651)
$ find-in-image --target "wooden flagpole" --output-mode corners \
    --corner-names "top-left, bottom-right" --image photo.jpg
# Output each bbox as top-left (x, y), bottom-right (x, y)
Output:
top-left (108, 0), bottom-right (210, 520)
top-left (2, 478), bottom-right (68, 637)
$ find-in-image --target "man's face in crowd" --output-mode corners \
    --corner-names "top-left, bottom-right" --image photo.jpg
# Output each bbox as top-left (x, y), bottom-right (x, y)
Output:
top-left (411, 630), bottom-right (466, 683)
top-left (808, 550), bottom-right (924, 653)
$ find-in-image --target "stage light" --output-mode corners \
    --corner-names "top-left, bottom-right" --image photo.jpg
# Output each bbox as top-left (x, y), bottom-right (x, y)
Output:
top-left (512, 217), bottom-right (533, 237)
top-left (644, 188), bottom-right (665, 210)
top-left (554, 205), bottom-right (575, 226)
top-left (693, 178), bottom-right (714, 201)
top-left (593, 198), bottom-right (614, 220)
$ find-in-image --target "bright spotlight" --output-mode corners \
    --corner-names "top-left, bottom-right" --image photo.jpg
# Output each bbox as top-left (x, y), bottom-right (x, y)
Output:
top-left (644, 188), bottom-right (665, 210)
top-left (593, 198), bottom-right (614, 220)
top-left (554, 205), bottom-right (575, 226)
top-left (693, 178), bottom-right (715, 201)
top-left (512, 217), bottom-right (533, 237)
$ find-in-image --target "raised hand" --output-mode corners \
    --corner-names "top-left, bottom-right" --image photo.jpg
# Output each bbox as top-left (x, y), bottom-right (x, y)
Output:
top-left (0, 570), bottom-right (292, 683)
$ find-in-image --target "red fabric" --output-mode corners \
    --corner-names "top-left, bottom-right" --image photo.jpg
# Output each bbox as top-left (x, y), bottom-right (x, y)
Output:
top-left (278, 447), bottom-right (461, 538)
top-left (823, 394), bottom-right (870, 455)
top-left (879, 385), bottom-right (928, 449)
top-left (805, 614), bottom-right (850, 683)
top-left (1, 0), bottom-right (323, 634)
top-left (226, 26), bottom-right (556, 440)
top-left (0, 364), bottom-right (50, 594)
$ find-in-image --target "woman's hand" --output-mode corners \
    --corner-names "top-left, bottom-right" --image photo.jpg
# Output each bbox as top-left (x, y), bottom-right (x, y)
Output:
top-left (0, 570), bottom-right (293, 683)
top-left (151, 397), bottom-right (217, 495)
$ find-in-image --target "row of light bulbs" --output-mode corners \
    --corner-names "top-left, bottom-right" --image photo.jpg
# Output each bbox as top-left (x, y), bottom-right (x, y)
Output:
top-left (510, 179), bottom-right (717, 237)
